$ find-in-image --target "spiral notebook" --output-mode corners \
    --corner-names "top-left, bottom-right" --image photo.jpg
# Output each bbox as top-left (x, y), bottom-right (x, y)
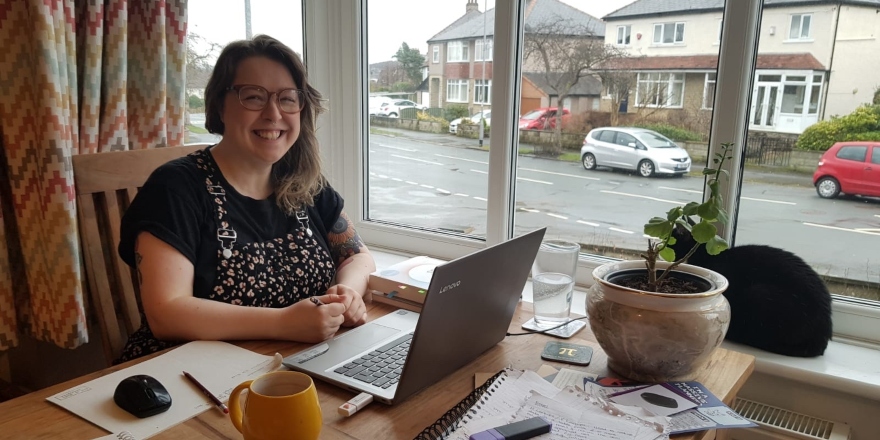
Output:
top-left (414, 369), bottom-right (671, 440)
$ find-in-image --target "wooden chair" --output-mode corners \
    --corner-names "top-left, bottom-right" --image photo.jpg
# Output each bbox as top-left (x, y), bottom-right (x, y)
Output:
top-left (73, 145), bottom-right (206, 364)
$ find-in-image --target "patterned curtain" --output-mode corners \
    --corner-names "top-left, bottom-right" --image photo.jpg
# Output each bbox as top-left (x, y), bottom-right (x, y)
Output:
top-left (0, 0), bottom-right (186, 351)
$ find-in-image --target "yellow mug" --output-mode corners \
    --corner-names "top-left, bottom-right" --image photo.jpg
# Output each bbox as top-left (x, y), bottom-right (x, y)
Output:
top-left (229, 371), bottom-right (322, 440)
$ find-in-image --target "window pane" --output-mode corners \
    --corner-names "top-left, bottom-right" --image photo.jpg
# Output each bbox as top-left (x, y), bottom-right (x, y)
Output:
top-left (512, 2), bottom-right (719, 275)
top-left (872, 147), bottom-right (880, 165)
top-left (184, 0), bottom-right (303, 145)
top-left (367, 0), bottom-right (491, 239)
top-left (738, 2), bottom-right (880, 315)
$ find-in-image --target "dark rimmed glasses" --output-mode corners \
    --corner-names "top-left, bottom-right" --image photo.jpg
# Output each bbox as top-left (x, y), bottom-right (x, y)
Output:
top-left (227, 84), bottom-right (306, 114)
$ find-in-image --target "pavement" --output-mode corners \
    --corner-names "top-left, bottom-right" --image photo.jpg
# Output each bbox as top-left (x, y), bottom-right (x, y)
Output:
top-left (369, 126), bottom-right (815, 189)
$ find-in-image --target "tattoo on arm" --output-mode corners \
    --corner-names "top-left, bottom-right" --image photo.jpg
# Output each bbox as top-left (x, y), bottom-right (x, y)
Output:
top-left (327, 212), bottom-right (365, 267)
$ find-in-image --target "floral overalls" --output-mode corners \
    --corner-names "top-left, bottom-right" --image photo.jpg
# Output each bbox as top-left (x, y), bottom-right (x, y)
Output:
top-left (117, 150), bottom-right (335, 363)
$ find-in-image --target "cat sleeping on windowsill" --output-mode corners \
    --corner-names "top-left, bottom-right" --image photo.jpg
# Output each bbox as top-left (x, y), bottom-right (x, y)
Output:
top-left (671, 225), bottom-right (833, 357)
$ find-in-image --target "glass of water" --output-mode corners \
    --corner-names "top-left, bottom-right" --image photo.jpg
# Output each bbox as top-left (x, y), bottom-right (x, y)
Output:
top-left (531, 240), bottom-right (579, 328)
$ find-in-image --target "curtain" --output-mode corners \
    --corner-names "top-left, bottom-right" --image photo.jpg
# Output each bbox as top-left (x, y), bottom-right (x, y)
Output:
top-left (0, 0), bottom-right (186, 351)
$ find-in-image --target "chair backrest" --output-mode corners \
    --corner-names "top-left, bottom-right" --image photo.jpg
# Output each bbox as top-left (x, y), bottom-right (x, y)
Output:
top-left (73, 144), bottom-right (206, 364)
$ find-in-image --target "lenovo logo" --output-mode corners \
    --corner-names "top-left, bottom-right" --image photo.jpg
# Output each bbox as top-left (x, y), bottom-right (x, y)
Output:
top-left (438, 281), bottom-right (461, 294)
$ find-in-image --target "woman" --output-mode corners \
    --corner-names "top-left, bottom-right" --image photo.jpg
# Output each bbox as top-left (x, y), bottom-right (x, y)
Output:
top-left (116, 35), bottom-right (375, 362)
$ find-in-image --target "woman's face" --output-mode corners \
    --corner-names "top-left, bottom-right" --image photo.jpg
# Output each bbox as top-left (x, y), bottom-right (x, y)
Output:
top-left (220, 56), bottom-right (301, 167)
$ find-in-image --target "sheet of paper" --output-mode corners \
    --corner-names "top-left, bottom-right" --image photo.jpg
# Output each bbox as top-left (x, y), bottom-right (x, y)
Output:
top-left (48, 341), bottom-right (279, 440)
top-left (550, 367), bottom-right (597, 390)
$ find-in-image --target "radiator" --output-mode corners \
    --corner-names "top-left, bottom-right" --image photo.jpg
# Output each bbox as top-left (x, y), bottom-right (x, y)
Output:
top-left (730, 398), bottom-right (852, 440)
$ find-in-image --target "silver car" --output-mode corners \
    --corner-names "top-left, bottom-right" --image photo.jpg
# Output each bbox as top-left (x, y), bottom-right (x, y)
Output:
top-left (580, 127), bottom-right (691, 177)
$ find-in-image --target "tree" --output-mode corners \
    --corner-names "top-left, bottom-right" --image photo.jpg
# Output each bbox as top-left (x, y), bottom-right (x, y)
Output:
top-left (523, 17), bottom-right (628, 154)
top-left (597, 71), bottom-right (636, 126)
top-left (185, 33), bottom-right (221, 125)
top-left (393, 43), bottom-right (425, 88)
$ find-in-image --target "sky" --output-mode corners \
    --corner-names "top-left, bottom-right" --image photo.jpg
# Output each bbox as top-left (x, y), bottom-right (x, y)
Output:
top-left (187, 0), bottom-right (637, 63)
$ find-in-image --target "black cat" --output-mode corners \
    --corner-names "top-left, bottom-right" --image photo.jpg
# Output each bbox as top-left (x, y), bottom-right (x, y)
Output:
top-left (671, 226), bottom-right (832, 357)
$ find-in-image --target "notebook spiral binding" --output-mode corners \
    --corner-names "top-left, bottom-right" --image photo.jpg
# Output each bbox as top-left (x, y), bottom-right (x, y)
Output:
top-left (413, 369), bottom-right (508, 440)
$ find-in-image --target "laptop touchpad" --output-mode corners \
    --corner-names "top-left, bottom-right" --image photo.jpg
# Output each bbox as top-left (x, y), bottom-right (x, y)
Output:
top-left (334, 324), bottom-right (399, 349)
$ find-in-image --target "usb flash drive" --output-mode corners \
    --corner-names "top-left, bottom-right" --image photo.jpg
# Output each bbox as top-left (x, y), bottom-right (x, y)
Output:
top-left (337, 392), bottom-right (374, 417)
top-left (468, 416), bottom-right (552, 440)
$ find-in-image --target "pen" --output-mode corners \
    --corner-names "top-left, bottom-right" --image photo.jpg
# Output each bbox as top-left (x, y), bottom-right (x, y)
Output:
top-left (310, 297), bottom-right (324, 306)
top-left (182, 371), bottom-right (229, 414)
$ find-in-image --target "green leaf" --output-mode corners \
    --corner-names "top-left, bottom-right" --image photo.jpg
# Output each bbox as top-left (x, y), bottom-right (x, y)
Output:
top-left (705, 236), bottom-right (730, 255)
top-left (644, 218), bottom-right (673, 238)
top-left (666, 206), bottom-right (683, 222)
top-left (717, 208), bottom-right (730, 225)
top-left (691, 221), bottom-right (716, 243)
top-left (682, 202), bottom-right (700, 216)
top-left (702, 168), bottom-right (717, 175)
top-left (659, 246), bottom-right (676, 262)
top-left (667, 235), bottom-right (677, 245)
top-left (697, 202), bottom-right (720, 221)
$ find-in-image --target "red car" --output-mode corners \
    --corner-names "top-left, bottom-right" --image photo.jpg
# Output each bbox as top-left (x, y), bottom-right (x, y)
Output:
top-left (813, 141), bottom-right (880, 198)
top-left (518, 107), bottom-right (570, 130)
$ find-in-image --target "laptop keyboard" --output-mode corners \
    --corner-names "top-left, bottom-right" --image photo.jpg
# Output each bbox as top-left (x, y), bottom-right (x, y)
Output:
top-left (333, 333), bottom-right (413, 389)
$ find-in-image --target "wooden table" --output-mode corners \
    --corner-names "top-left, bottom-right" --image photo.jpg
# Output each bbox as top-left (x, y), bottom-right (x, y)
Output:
top-left (0, 301), bottom-right (754, 440)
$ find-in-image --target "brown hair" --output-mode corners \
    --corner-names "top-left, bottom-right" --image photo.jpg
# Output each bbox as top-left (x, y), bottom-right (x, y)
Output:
top-left (204, 34), bottom-right (326, 213)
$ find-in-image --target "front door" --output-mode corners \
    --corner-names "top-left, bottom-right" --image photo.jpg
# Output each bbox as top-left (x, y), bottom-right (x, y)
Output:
top-left (751, 84), bottom-right (779, 128)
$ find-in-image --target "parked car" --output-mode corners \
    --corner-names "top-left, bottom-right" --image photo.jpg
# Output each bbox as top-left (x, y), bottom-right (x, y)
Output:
top-left (368, 97), bottom-right (393, 116)
top-left (377, 99), bottom-right (426, 117)
top-left (812, 141), bottom-right (880, 199)
top-left (449, 110), bottom-right (491, 134)
top-left (580, 127), bottom-right (691, 177)
top-left (518, 107), bottom-right (570, 130)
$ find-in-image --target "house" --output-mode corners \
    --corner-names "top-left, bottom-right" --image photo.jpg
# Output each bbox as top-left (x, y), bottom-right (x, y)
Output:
top-left (601, 0), bottom-right (880, 135)
top-left (425, 0), bottom-right (604, 115)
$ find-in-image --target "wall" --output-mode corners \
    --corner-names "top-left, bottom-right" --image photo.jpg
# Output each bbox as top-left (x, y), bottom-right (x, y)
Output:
top-left (605, 11), bottom-right (723, 56)
top-left (756, 5), bottom-right (836, 66)
top-left (823, 5), bottom-right (880, 118)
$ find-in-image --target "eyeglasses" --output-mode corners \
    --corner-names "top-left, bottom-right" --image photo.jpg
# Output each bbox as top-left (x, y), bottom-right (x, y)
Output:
top-left (227, 84), bottom-right (306, 114)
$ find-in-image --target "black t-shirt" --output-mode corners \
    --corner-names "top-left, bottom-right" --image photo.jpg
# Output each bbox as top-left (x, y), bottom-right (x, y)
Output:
top-left (118, 148), bottom-right (343, 299)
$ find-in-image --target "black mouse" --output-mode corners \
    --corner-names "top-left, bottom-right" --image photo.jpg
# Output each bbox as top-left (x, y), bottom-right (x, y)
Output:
top-left (113, 374), bottom-right (172, 418)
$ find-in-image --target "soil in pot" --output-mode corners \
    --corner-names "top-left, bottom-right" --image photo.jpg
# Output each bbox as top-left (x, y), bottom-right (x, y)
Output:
top-left (607, 269), bottom-right (712, 294)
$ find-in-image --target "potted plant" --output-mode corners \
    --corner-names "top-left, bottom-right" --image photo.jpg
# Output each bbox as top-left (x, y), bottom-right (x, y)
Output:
top-left (587, 143), bottom-right (735, 383)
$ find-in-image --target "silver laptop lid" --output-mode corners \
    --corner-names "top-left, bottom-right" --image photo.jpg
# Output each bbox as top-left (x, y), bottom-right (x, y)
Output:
top-left (391, 227), bottom-right (546, 403)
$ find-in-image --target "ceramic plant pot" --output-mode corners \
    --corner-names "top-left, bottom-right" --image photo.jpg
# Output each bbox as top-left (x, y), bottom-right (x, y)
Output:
top-left (587, 260), bottom-right (731, 383)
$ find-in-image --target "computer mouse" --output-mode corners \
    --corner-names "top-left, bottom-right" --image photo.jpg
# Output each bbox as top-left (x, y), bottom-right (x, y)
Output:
top-left (113, 374), bottom-right (172, 418)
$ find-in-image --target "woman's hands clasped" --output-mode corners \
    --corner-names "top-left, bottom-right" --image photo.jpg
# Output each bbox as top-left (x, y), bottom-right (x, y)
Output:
top-left (278, 285), bottom-right (367, 343)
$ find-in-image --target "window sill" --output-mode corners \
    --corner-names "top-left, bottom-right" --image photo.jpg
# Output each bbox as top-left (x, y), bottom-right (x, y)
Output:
top-left (369, 249), bottom-right (880, 403)
top-left (721, 339), bottom-right (880, 402)
top-left (783, 38), bottom-right (814, 44)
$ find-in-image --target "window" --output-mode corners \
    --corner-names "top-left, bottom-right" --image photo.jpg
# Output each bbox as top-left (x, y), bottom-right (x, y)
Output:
top-left (351, 0), bottom-right (880, 347)
top-left (447, 41), bottom-right (468, 62)
top-left (596, 130), bottom-right (615, 143)
top-left (636, 72), bottom-right (684, 107)
top-left (432, 45), bottom-right (439, 63)
top-left (781, 85), bottom-right (806, 114)
top-left (475, 38), bottom-right (492, 61)
top-left (615, 132), bottom-right (637, 147)
top-left (703, 73), bottom-right (717, 109)
top-left (474, 79), bottom-right (491, 104)
top-left (616, 26), bottom-right (631, 45)
top-left (446, 79), bottom-right (468, 102)
top-left (653, 22), bottom-right (685, 44)
top-left (809, 74), bottom-right (823, 114)
top-left (837, 146), bottom-right (868, 162)
top-left (873, 147), bottom-right (880, 165)
top-left (789, 14), bottom-right (812, 40)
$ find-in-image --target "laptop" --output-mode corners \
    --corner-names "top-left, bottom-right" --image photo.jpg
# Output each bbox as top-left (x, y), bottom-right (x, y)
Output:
top-left (283, 228), bottom-right (546, 404)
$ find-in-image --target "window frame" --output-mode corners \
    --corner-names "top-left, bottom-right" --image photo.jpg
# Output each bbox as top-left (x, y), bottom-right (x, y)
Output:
top-left (446, 79), bottom-right (469, 103)
top-left (446, 40), bottom-right (469, 62)
top-left (432, 45), bottom-right (439, 63)
top-left (616, 25), bottom-right (631, 45)
top-left (703, 72), bottom-right (717, 110)
top-left (788, 13), bottom-right (813, 41)
top-left (475, 37), bottom-right (493, 61)
top-left (474, 79), bottom-right (491, 104)
top-left (653, 21), bottom-right (685, 45)
top-left (636, 72), bottom-right (685, 108)
top-left (303, 0), bottom-right (880, 345)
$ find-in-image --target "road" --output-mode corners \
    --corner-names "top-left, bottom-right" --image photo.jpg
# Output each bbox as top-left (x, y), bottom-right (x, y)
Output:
top-left (366, 128), bottom-right (880, 284)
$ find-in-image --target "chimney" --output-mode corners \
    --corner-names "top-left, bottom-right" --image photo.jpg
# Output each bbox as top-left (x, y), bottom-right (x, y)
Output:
top-left (466, 0), bottom-right (479, 13)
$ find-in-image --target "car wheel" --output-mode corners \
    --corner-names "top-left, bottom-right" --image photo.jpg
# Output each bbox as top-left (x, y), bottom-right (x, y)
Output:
top-left (582, 153), bottom-right (597, 170)
top-left (638, 160), bottom-right (655, 177)
top-left (816, 177), bottom-right (840, 199)
top-left (389, 112), bottom-right (398, 118)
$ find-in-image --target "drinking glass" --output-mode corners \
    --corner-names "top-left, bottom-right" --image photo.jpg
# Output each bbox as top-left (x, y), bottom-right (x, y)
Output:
top-left (531, 240), bottom-right (579, 328)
